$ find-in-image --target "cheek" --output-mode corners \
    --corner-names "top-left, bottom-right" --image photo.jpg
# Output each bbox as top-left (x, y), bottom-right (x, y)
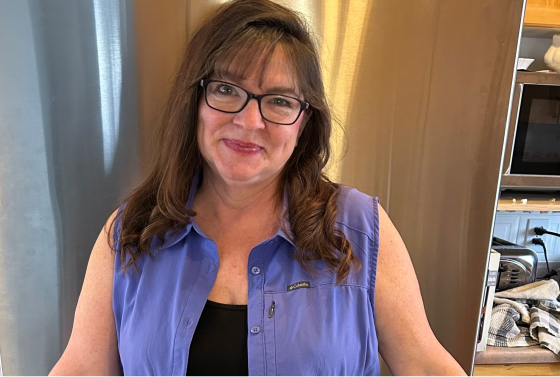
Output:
top-left (196, 121), bottom-right (205, 156)
top-left (196, 116), bottom-right (207, 152)
top-left (197, 106), bottom-right (224, 144)
top-left (271, 127), bottom-right (300, 156)
top-left (196, 110), bottom-right (218, 161)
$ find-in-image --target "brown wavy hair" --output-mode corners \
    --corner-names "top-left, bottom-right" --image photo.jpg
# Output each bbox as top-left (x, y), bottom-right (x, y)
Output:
top-left (110, 0), bottom-right (361, 285)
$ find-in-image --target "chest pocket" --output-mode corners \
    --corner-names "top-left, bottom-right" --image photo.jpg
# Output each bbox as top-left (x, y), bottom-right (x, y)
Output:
top-left (263, 283), bottom-right (377, 376)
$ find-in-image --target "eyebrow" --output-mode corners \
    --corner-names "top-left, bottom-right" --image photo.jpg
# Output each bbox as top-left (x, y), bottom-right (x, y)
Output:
top-left (215, 73), bottom-right (301, 98)
top-left (264, 85), bottom-right (299, 97)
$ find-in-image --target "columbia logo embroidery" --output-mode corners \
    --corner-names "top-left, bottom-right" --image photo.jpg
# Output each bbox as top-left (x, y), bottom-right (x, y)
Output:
top-left (287, 281), bottom-right (310, 291)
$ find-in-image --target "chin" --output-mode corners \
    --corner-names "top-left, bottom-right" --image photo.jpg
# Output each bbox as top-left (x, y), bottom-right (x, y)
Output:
top-left (215, 164), bottom-right (266, 184)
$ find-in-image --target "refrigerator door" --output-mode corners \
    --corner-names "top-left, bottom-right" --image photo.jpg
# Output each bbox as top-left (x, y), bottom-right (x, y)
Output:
top-left (327, 1), bottom-right (524, 374)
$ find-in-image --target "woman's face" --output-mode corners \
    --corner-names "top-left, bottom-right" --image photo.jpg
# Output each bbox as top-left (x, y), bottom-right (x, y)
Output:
top-left (197, 46), bottom-right (307, 187)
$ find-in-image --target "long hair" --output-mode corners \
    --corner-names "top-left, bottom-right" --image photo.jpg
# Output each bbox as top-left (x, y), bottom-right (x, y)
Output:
top-left (110, 0), bottom-right (360, 284)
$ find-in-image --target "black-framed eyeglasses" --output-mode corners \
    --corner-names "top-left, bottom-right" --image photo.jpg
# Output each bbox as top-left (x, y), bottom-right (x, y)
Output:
top-left (200, 79), bottom-right (309, 125)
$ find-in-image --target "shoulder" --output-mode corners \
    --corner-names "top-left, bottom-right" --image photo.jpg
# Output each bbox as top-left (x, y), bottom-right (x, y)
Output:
top-left (335, 184), bottom-right (379, 242)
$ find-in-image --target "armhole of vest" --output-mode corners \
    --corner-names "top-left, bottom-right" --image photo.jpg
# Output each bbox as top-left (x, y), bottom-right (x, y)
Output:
top-left (368, 196), bottom-right (380, 321)
top-left (113, 203), bottom-right (126, 255)
top-left (112, 203), bottom-right (126, 351)
top-left (112, 203), bottom-right (128, 280)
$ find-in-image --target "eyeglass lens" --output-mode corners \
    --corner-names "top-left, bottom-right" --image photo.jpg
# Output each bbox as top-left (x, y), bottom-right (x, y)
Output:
top-left (205, 81), bottom-right (302, 124)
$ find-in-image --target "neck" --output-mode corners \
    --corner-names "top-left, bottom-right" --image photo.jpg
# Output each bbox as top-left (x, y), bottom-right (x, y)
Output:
top-left (193, 166), bottom-right (284, 226)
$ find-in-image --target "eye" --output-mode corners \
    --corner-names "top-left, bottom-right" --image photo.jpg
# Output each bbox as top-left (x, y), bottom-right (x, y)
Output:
top-left (270, 97), bottom-right (295, 108)
top-left (213, 83), bottom-right (237, 96)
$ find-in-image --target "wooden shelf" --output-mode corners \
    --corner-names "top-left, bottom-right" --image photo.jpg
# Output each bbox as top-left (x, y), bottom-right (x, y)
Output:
top-left (474, 346), bottom-right (560, 376)
top-left (524, 0), bottom-right (560, 29)
top-left (474, 363), bottom-right (560, 376)
top-left (516, 71), bottom-right (560, 84)
top-left (475, 345), bottom-right (560, 364)
top-left (497, 192), bottom-right (560, 212)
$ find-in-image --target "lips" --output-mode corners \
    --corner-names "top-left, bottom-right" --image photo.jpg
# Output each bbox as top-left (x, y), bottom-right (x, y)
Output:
top-left (223, 138), bottom-right (263, 155)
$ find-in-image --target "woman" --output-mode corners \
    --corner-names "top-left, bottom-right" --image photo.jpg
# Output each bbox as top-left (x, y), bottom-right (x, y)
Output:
top-left (50, 0), bottom-right (466, 375)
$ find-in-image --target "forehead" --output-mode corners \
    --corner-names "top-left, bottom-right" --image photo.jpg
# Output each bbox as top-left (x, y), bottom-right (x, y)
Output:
top-left (214, 45), bottom-right (301, 96)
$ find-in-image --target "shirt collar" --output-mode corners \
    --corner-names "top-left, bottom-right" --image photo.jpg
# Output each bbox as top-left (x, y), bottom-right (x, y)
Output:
top-left (161, 172), bottom-right (295, 249)
top-left (276, 189), bottom-right (295, 247)
top-left (158, 171), bottom-right (200, 250)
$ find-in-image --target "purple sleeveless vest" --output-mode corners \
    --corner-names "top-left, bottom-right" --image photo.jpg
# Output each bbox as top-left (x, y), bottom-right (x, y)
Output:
top-left (112, 183), bottom-right (381, 375)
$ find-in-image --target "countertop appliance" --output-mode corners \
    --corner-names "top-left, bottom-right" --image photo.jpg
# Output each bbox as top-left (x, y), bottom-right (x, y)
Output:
top-left (492, 237), bottom-right (539, 291)
top-left (0, 0), bottom-right (525, 375)
top-left (501, 71), bottom-right (560, 191)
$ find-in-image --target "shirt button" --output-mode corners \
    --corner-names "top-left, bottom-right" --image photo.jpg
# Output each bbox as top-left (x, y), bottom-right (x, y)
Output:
top-left (250, 326), bottom-right (261, 334)
top-left (251, 266), bottom-right (261, 275)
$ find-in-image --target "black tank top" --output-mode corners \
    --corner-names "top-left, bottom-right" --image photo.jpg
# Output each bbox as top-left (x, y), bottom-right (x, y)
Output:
top-left (186, 300), bottom-right (249, 376)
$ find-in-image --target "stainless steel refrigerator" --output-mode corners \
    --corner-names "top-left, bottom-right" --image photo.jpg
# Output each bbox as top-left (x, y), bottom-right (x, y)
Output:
top-left (0, 0), bottom-right (524, 375)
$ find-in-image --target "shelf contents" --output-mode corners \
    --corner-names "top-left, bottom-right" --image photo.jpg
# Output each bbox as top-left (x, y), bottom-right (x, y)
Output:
top-left (498, 192), bottom-right (560, 212)
top-left (544, 34), bottom-right (560, 72)
top-left (488, 280), bottom-right (560, 355)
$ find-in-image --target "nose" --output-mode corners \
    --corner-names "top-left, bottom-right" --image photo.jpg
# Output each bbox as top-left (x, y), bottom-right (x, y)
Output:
top-left (232, 98), bottom-right (265, 130)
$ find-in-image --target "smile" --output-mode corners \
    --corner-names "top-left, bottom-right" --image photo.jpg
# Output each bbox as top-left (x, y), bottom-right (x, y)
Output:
top-left (222, 139), bottom-right (263, 155)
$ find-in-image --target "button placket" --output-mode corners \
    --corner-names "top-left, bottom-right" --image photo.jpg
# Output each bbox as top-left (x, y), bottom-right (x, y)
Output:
top-left (246, 242), bottom-right (271, 375)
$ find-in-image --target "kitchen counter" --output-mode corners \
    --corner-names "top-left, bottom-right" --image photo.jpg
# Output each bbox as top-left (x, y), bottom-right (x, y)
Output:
top-left (475, 345), bottom-right (560, 364)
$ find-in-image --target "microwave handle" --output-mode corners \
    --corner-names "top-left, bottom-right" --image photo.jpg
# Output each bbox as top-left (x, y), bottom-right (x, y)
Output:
top-left (502, 83), bottom-right (523, 175)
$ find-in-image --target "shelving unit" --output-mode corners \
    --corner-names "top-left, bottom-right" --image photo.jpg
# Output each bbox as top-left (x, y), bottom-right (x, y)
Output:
top-left (519, 0), bottom-right (559, 72)
top-left (473, 3), bottom-right (560, 373)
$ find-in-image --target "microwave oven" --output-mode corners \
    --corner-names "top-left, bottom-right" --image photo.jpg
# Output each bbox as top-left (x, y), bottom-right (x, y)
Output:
top-left (501, 72), bottom-right (560, 190)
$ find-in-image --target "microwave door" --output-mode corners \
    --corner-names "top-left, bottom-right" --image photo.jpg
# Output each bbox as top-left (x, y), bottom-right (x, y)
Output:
top-left (511, 84), bottom-right (560, 176)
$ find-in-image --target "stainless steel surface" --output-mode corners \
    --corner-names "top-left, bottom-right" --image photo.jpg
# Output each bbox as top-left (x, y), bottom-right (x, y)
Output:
top-left (503, 83), bottom-right (523, 175)
top-left (502, 71), bottom-right (560, 179)
top-left (0, 0), bottom-right (141, 375)
top-left (317, 1), bottom-right (524, 374)
top-left (501, 174), bottom-right (560, 190)
top-left (498, 258), bottom-right (538, 291)
top-left (492, 239), bottom-right (539, 291)
top-left (0, 0), bottom-right (525, 375)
